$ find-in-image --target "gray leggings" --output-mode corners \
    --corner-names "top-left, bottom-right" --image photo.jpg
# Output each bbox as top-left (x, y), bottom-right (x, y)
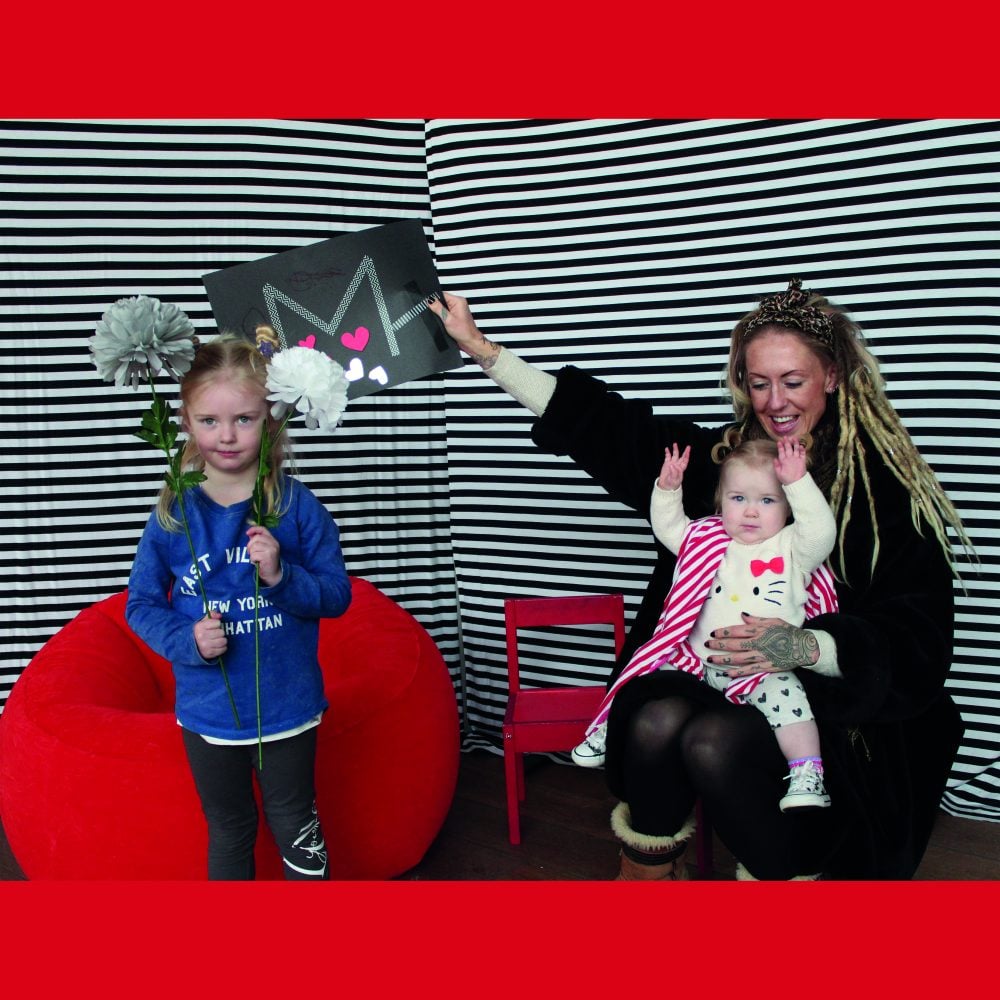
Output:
top-left (181, 726), bottom-right (329, 880)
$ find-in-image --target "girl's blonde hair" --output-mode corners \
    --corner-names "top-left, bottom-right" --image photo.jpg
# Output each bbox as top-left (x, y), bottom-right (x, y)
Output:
top-left (717, 287), bottom-right (972, 579)
top-left (156, 334), bottom-right (289, 530)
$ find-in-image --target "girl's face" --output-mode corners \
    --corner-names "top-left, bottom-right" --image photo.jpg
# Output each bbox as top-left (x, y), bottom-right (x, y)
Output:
top-left (744, 329), bottom-right (837, 442)
top-left (719, 459), bottom-right (789, 545)
top-left (185, 377), bottom-right (268, 482)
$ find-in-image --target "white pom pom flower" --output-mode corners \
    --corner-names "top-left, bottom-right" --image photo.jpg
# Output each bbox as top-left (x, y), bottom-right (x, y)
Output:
top-left (265, 345), bottom-right (348, 432)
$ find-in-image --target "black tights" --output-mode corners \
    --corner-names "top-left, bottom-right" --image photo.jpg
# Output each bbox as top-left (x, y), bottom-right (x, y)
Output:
top-left (182, 727), bottom-right (329, 881)
top-left (622, 696), bottom-right (836, 879)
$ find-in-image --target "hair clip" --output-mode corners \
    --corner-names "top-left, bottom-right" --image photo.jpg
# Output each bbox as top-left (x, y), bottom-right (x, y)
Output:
top-left (254, 324), bottom-right (281, 360)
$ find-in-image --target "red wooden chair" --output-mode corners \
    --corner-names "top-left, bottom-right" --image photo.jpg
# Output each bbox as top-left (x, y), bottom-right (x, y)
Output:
top-left (503, 593), bottom-right (714, 877)
top-left (503, 593), bottom-right (621, 846)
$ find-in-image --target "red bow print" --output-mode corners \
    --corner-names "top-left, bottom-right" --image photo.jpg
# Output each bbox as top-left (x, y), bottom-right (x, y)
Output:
top-left (750, 556), bottom-right (785, 577)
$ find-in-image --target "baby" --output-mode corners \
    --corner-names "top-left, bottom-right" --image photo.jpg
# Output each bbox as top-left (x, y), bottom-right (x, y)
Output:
top-left (572, 437), bottom-right (837, 813)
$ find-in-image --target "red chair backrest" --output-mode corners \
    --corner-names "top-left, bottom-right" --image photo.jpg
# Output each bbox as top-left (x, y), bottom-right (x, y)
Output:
top-left (504, 593), bottom-right (625, 695)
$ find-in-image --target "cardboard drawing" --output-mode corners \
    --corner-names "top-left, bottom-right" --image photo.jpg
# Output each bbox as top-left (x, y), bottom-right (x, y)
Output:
top-left (201, 219), bottom-right (461, 399)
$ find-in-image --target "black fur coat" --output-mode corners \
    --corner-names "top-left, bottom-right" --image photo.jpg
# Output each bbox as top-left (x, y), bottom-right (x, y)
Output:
top-left (531, 366), bottom-right (963, 879)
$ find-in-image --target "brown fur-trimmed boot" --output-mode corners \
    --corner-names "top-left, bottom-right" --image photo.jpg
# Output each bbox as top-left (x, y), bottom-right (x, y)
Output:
top-left (610, 802), bottom-right (695, 881)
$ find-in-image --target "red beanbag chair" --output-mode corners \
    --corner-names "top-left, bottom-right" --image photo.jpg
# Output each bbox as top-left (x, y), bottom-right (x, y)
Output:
top-left (0, 577), bottom-right (458, 880)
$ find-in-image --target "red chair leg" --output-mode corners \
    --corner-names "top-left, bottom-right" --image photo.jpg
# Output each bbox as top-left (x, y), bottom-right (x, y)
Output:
top-left (504, 739), bottom-right (522, 845)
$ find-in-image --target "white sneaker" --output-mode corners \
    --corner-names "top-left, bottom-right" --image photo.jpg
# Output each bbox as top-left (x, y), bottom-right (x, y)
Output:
top-left (571, 724), bottom-right (607, 768)
top-left (779, 759), bottom-right (831, 812)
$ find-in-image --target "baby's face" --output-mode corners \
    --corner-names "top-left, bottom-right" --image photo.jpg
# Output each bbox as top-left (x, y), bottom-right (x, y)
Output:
top-left (719, 460), bottom-right (789, 544)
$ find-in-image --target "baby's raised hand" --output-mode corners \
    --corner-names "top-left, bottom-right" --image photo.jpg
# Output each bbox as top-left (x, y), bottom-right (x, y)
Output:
top-left (774, 438), bottom-right (807, 484)
top-left (657, 444), bottom-right (691, 491)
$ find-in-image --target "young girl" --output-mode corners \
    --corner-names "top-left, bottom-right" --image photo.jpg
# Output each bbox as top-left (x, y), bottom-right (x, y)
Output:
top-left (126, 335), bottom-right (352, 879)
top-left (573, 438), bottom-right (837, 813)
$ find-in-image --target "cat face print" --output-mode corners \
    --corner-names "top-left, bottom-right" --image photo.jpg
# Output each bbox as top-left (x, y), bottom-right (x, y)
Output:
top-left (705, 555), bottom-right (789, 613)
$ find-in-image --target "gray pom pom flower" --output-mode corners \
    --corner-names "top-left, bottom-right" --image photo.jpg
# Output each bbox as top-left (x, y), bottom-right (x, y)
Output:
top-left (90, 295), bottom-right (196, 389)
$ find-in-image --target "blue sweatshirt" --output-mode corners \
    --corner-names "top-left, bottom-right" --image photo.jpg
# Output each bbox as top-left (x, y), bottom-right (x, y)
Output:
top-left (126, 476), bottom-right (351, 740)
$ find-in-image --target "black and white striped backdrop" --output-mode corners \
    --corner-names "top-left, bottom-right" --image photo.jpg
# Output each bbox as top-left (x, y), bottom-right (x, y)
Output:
top-left (3, 119), bottom-right (998, 823)
top-left (425, 119), bottom-right (1000, 823)
top-left (1, 118), bottom-right (464, 720)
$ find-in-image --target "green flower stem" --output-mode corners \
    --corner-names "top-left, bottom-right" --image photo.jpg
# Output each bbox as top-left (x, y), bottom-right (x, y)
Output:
top-left (142, 378), bottom-right (241, 728)
top-left (249, 409), bottom-right (292, 771)
top-left (177, 488), bottom-right (242, 730)
top-left (254, 566), bottom-right (263, 770)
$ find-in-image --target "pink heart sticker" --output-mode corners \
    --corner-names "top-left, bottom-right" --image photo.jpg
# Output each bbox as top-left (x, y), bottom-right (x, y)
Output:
top-left (297, 334), bottom-right (317, 349)
top-left (340, 326), bottom-right (370, 351)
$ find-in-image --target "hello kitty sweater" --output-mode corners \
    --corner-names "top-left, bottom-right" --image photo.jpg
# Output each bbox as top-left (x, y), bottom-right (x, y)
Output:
top-left (655, 473), bottom-right (837, 656)
top-left (585, 474), bottom-right (838, 735)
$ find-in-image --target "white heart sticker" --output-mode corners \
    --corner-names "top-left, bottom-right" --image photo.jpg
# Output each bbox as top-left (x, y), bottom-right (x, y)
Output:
top-left (345, 357), bottom-right (364, 382)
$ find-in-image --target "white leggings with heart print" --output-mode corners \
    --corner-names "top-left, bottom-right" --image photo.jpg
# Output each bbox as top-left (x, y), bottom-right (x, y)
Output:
top-left (703, 665), bottom-right (814, 729)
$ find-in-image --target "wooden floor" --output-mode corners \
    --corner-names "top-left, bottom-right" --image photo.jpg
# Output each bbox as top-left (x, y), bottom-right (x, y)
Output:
top-left (2, 748), bottom-right (997, 880)
top-left (400, 749), bottom-right (1000, 880)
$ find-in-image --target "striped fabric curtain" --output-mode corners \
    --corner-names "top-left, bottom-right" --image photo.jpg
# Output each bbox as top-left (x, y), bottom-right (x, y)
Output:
top-left (3, 118), bottom-right (998, 823)
top-left (2, 119), bottom-right (463, 721)
top-left (427, 118), bottom-right (1000, 821)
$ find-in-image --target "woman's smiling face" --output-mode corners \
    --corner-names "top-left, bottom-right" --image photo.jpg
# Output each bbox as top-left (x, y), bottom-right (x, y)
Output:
top-left (744, 329), bottom-right (837, 442)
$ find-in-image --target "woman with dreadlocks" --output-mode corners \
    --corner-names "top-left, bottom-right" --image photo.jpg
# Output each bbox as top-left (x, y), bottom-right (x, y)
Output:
top-left (429, 280), bottom-right (971, 880)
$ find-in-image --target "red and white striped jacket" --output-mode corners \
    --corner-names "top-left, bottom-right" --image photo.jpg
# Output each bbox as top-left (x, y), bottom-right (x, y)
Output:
top-left (585, 515), bottom-right (839, 737)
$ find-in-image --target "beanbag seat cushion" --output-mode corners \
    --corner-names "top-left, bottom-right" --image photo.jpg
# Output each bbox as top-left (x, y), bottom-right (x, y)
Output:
top-left (0, 577), bottom-right (458, 880)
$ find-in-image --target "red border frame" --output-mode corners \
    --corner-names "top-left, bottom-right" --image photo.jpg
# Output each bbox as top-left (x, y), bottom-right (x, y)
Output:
top-left (0, 881), bottom-right (996, 991)
top-left (4, 2), bottom-right (1000, 116)
top-left (2, 1), bottom-right (997, 989)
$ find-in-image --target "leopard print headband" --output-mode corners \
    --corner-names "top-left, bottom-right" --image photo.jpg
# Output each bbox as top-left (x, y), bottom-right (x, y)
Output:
top-left (742, 278), bottom-right (834, 348)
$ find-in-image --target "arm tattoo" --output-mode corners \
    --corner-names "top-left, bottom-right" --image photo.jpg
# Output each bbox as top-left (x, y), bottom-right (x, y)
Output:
top-left (470, 339), bottom-right (501, 370)
top-left (755, 626), bottom-right (819, 670)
